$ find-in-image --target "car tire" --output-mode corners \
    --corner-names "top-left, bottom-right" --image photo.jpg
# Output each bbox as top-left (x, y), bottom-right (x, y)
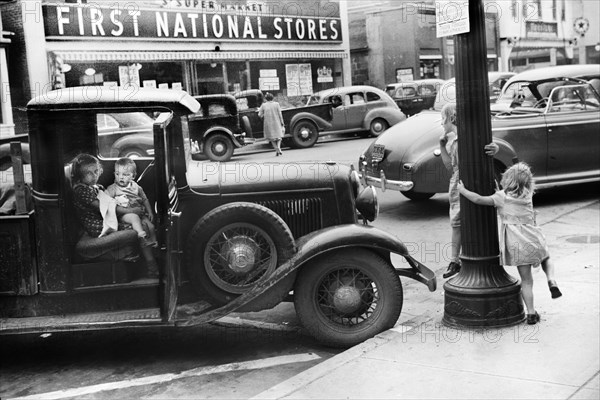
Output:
top-left (119, 147), bottom-right (147, 158)
top-left (290, 120), bottom-right (319, 149)
top-left (204, 133), bottom-right (234, 162)
top-left (401, 190), bottom-right (435, 201)
top-left (185, 202), bottom-right (296, 305)
top-left (369, 118), bottom-right (389, 137)
top-left (294, 249), bottom-right (403, 348)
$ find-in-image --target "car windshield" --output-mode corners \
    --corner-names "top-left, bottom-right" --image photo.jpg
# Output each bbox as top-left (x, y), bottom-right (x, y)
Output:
top-left (496, 79), bottom-right (586, 108)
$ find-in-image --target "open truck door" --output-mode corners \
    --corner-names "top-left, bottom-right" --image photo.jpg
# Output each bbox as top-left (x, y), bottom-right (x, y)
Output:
top-left (153, 112), bottom-right (181, 322)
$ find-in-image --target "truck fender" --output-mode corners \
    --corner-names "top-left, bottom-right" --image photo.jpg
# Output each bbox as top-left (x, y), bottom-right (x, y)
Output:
top-left (290, 112), bottom-right (332, 131)
top-left (203, 126), bottom-right (243, 148)
top-left (176, 224), bottom-right (436, 327)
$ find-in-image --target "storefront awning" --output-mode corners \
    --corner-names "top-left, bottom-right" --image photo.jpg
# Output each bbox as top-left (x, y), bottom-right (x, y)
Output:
top-left (53, 50), bottom-right (348, 63)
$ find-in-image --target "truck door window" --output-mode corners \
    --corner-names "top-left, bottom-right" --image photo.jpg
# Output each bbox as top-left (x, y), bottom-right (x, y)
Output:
top-left (96, 112), bottom-right (155, 159)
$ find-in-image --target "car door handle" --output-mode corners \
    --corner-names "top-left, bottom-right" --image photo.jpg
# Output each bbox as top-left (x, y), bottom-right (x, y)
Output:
top-left (169, 210), bottom-right (182, 218)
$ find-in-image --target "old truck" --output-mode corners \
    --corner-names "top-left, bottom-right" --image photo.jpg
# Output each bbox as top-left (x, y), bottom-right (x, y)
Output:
top-left (233, 89), bottom-right (333, 148)
top-left (0, 87), bottom-right (435, 348)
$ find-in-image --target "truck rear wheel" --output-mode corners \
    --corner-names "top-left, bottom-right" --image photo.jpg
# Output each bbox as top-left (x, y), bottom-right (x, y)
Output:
top-left (185, 202), bottom-right (296, 305)
top-left (204, 133), bottom-right (234, 162)
top-left (290, 121), bottom-right (318, 149)
top-left (294, 249), bottom-right (403, 348)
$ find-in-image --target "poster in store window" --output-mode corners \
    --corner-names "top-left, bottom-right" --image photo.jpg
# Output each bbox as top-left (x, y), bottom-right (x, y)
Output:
top-left (286, 64), bottom-right (313, 97)
top-left (118, 65), bottom-right (140, 88)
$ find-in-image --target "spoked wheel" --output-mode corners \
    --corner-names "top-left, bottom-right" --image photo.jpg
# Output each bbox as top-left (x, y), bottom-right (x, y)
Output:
top-left (294, 249), bottom-right (403, 348)
top-left (186, 203), bottom-right (295, 305)
top-left (290, 121), bottom-right (318, 149)
top-left (204, 133), bottom-right (234, 162)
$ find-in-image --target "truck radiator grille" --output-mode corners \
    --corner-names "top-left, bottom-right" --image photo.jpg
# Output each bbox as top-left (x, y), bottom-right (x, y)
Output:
top-left (258, 198), bottom-right (323, 238)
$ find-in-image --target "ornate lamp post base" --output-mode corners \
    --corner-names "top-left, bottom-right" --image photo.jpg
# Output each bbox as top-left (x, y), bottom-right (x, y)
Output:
top-left (443, 256), bottom-right (525, 328)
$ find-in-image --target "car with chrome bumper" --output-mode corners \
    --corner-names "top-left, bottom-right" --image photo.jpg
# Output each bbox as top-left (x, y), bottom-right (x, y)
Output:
top-left (359, 65), bottom-right (600, 201)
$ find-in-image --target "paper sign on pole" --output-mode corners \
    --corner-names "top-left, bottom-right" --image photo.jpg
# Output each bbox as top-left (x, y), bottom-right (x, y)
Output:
top-left (435, 1), bottom-right (470, 38)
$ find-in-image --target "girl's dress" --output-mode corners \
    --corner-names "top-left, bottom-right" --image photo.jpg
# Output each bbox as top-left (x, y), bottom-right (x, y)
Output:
top-left (73, 183), bottom-right (129, 237)
top-left (491, 190), bottom-right (549, 266)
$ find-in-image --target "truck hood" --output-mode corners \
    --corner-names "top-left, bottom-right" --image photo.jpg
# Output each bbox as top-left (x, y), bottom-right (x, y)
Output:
top-left (186, 161), bottom-right (341, 194)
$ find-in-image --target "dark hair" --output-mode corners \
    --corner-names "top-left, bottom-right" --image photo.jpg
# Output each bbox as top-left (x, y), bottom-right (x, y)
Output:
top-left (265, 92), bottom-right (274, 101)
top-left (115, 157), bottom-right (137, 175)
top-left (71, 153), bottom-right (102, 183)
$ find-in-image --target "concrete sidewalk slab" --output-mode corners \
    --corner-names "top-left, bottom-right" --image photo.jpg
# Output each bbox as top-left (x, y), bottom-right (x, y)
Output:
top-left (254, 201), bottom-right (600, 400)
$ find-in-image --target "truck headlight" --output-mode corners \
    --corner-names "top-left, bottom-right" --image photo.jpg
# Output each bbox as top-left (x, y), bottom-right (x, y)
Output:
top-left (356, 186), bottom-right (379, 222)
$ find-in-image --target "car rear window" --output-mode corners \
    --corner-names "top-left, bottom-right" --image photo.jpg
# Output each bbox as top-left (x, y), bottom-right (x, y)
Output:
top-left (366, 92), bottom-right (381, 102)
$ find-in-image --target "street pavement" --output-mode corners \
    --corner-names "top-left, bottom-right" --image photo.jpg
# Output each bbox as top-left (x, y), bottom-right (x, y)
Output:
top-left (246, 200), bottom-right (600, 400)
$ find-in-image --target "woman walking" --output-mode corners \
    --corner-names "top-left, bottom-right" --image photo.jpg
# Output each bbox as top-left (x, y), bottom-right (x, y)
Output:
top-left (258, 92), bottom-right (285, 156)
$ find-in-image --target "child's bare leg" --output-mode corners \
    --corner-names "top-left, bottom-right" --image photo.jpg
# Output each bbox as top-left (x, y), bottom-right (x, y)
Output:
top-left (142, 218), bottom-right (158, 245)
top-left (140, 246), bottom-right (159, 278)
top-left (542, 257), bottom-right (562, 298)
top-left (451, 226), bottom-right (461, 263)
top-left (121, 213), bottom-right (146, 237)
top-left (517, 264), bottom-right (535, 314)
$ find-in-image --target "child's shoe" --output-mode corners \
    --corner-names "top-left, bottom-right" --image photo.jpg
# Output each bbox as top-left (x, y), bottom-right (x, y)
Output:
top-left (443, 261), bottom-right (461, 278)
top-left (526, 311), bottom-right (540, 325)
top-left (548, 280), bottom-right (562, 299)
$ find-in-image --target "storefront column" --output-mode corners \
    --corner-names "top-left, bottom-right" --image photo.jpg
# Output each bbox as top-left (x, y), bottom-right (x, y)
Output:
top-left (499, 39), bottom-right (513, 72)
top-left (550, 47), bottom-right (557, 65)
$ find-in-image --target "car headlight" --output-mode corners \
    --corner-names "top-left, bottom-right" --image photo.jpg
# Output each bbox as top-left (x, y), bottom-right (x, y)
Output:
top-left (350, 169), bottom-right (361, 198)
top-left (355, 186), bottom-right (379, 222)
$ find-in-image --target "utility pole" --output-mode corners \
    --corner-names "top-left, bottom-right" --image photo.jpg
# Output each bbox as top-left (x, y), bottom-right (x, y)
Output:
top-left (442, 0), bottom-right (524, 328)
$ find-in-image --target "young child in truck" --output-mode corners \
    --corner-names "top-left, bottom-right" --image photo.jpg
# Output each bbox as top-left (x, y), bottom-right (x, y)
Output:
top-left (71, 154), bottom-right (158, 278)
top-left (105, 157), bottom-right (158, 248)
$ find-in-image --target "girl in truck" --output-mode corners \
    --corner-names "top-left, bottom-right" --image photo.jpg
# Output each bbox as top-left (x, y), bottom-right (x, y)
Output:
top-left (71, 154), bottom-right (159, 278)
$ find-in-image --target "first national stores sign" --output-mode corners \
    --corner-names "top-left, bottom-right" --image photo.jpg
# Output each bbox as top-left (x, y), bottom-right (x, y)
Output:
top-left (43, 4), bottom-right (342, 42)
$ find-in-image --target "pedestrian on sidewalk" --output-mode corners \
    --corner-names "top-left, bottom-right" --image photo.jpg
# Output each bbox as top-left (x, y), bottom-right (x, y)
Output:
top-left (438, 103), bottom-right (499, 278)
top-left (258, 92), bottom-right (285, 156)
top-left (458, 162), bottom-right (562, 325)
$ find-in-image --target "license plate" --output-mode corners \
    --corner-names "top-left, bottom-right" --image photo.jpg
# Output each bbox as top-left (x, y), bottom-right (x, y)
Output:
top-left (372, 144), bottom-right (385, 162)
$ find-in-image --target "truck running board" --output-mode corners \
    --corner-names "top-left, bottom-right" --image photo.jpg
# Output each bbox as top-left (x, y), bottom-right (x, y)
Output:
top-left (0, 308), bottom-right (163, 335)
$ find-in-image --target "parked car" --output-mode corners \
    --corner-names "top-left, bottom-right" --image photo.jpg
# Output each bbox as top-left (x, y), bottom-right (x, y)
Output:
top-left (491, 64), bottom-right (600, 114)
top-left (97, 112), bottom-right (155, 158)
top-left (0, 87), bottom-right (436, 348)
top-left (433, 71), bottom-right (516, 111)
top-left (384, 79), bottom-right (446, 116)
top-left (189, 94), bottom-right (249, 162)
top-left (306, 85), bottom-right (406, 137)
top-left (234, 89), bottom-right (333, 149)
top-left (359, 65), bottom-right (600, 201)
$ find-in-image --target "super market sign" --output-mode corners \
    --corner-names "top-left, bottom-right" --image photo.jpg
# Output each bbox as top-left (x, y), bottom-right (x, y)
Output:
top-left (43, 4), bottom-right (342, 42)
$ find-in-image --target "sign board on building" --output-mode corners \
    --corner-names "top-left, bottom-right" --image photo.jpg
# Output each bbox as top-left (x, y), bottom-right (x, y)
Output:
top-left (396, 68), bottom-right (414, 82)
top-left (43, 4), bottom-right (342, 43)
top-left (317, 66), bottom-right (333, 83)
top-left (435, 1), bottom-right (470, 38)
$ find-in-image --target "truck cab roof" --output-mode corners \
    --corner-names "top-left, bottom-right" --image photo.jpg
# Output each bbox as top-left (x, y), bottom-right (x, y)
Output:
top-left (27, 87), bottom-right (200, 114)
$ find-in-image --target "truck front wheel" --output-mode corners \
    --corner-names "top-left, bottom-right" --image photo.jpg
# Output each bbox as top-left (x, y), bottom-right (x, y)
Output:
top-left (204, 133), bottom-right (234, 162)
top-left (294, 249), bottom-right (403, 348)
top-left (290, 121), bottom-right (318, 149)
top-left (186, 203), bottom-right (296, 305)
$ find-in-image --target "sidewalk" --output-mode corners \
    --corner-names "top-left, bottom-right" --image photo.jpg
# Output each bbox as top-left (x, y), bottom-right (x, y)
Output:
top-left (254, 201), bottom-right (600, 400)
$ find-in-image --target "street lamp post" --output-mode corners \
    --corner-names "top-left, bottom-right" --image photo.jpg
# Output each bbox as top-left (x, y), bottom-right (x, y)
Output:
top-left (442, 0), bottom-right (525, 328)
